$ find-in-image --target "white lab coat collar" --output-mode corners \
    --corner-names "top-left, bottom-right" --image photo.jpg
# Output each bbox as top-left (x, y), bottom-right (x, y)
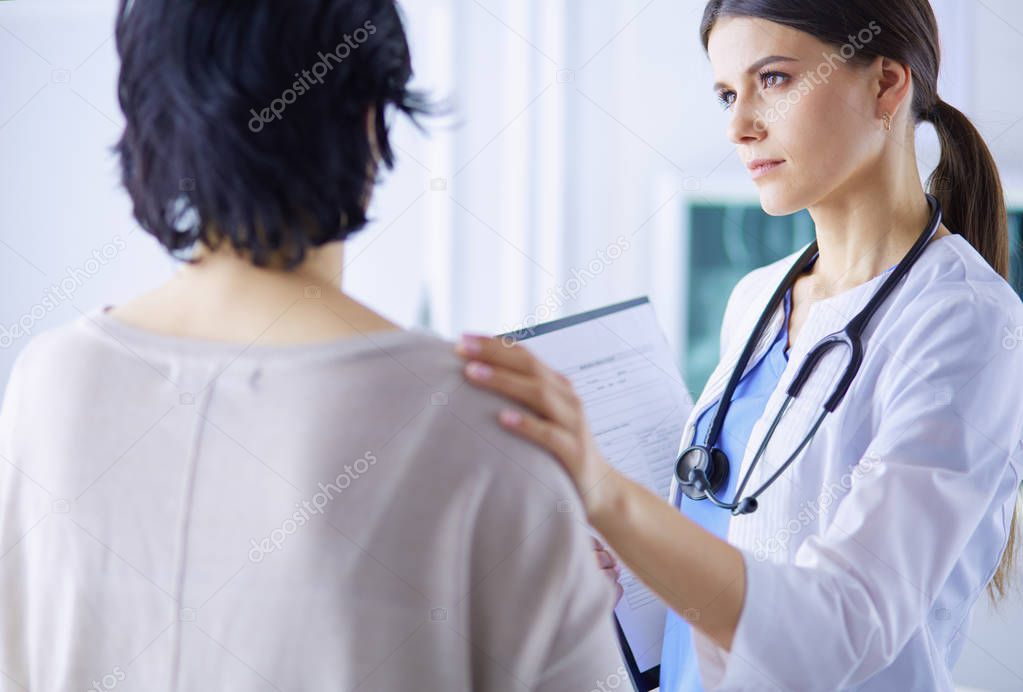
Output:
top-left (692, 242), bottom-right (900, 423)
top-left (674, 240), bottom-right (896, 510)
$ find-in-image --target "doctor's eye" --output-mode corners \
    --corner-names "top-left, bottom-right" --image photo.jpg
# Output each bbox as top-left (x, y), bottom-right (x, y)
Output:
top-left (715, 70), bottom-right (788, 110)
top-left (715, 88), bottom-right (736, 110)
top-left (759, 70), bottom-right (789, 89)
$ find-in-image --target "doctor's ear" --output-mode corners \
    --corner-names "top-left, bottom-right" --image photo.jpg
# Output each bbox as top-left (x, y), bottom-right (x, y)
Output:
top-left (872, 56), bottom-right (914, 128)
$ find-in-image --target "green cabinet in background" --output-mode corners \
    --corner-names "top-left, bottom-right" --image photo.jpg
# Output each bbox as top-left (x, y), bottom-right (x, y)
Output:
top-left (683, 204), bottom-right (1023, 396)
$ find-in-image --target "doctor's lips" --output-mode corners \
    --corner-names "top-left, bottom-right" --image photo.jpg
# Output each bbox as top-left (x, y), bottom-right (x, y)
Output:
top-left (747, 158), bottom-right (786, 179)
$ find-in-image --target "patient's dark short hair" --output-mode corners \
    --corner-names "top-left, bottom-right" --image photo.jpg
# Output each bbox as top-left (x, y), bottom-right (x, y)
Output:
top-left (114, 0), bottom-right (427, 268)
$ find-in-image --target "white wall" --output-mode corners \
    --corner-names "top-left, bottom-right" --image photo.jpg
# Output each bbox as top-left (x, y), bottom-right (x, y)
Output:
top-left (2, 1), bottom-right (1022, 689)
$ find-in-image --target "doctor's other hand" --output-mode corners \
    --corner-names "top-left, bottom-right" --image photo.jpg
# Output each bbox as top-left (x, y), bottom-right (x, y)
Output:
top-left (594, 536), bottom-right (625, 605)
top-left (456, 334), bottom-right (621, 519)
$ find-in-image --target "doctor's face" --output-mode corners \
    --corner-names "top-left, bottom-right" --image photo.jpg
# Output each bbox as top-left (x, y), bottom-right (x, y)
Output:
top-left (707, 17), bottom-right (885, 216)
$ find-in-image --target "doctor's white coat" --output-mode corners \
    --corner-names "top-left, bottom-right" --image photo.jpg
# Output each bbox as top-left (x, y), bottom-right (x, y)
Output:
top-left (670, 233), bottom-right (1023, 691)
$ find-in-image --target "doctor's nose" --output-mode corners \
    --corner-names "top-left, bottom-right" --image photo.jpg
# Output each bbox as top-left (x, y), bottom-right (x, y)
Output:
top-left (726, 97), bottom-right (768, 146)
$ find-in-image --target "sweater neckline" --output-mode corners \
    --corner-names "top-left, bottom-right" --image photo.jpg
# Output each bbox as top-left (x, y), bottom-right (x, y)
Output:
top-left (79, 305), bottom-right (435, 362)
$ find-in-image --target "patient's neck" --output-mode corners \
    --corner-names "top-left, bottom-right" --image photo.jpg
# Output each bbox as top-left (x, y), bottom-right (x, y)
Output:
top-left (108, 240), bottom-right (401, 344)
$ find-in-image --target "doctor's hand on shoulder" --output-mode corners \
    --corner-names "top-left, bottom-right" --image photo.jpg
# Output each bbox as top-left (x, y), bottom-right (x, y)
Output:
top-left (456, 334), bottom-right (620, 512)
top-left (456, 333), bottom-right (627, 601)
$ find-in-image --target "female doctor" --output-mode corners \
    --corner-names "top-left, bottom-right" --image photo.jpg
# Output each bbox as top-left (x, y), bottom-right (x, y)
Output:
top-left (456, 0), bottom-right (1023, 689)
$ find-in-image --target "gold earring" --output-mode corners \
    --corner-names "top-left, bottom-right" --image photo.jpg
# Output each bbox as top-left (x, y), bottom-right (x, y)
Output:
top-left (881, 112), bottom-right (892, 132)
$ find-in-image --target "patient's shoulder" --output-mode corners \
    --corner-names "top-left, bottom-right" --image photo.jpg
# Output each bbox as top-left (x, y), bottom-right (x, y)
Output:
top-left (370, 332), bottom-right (579, 490)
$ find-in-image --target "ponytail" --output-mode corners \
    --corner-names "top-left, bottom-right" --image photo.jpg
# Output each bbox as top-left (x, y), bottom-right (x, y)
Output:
top-left (926, 99), bottom-right (1020, 603)
top-left (925, 98), bottom-right (1010, 279)
top-left (992, 496), bottom-right (1023, 602)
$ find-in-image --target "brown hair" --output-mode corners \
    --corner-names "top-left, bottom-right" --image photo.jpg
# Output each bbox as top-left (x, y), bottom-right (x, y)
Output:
top-left (702, 0), bottom-right (1018, 604)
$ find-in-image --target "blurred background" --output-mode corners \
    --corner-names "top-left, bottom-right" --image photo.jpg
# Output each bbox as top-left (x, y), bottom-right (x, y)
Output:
top-left (1, 1), bottom-right (1021, 689)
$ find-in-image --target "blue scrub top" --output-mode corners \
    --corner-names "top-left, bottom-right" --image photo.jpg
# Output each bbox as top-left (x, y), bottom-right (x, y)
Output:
top-left (660, 256), bottom-right (899, 691)
top-left (658, 283), bottom-right (794, 692)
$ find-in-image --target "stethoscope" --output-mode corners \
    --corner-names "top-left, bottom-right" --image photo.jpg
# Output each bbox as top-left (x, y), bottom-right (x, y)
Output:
top-left (671, 194), bottom-right (943, 516)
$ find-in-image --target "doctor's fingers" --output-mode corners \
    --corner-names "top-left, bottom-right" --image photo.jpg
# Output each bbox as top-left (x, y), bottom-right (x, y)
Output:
top-left (456, 334), bottom-right (564, 382)
top-left (592, 536), bottom-right (618, 564)
top-left (463, 362), bottom-right (582, 428)
top-left (595, 547), bottom-right (619, 571)
top-left (594, 544), bottom-right (625, 604)
top-left (497, 408), bottom-right (580, 471)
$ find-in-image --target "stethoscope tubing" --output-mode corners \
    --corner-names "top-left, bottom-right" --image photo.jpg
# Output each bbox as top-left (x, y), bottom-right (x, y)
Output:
top-left (673, 194), bottom-right (943, 514)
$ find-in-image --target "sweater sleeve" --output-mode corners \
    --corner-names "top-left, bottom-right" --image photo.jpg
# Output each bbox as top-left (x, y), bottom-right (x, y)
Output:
top-left (463, 438), bottom-right (625, 691)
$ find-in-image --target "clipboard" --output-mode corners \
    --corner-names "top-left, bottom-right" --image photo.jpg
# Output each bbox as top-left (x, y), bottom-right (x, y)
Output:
top-left (501, 296), bottom-right (691, 692)
top-left (616, 618), bottom-right (661, 692)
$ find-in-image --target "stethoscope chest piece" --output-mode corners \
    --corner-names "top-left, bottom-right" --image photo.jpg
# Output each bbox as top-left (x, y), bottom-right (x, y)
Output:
top-left (675, 445), bottom-right (729, 501)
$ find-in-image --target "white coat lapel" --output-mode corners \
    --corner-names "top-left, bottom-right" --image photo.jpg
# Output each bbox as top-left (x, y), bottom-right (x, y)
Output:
top-left (727, 272), bottom-right (897, 561)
